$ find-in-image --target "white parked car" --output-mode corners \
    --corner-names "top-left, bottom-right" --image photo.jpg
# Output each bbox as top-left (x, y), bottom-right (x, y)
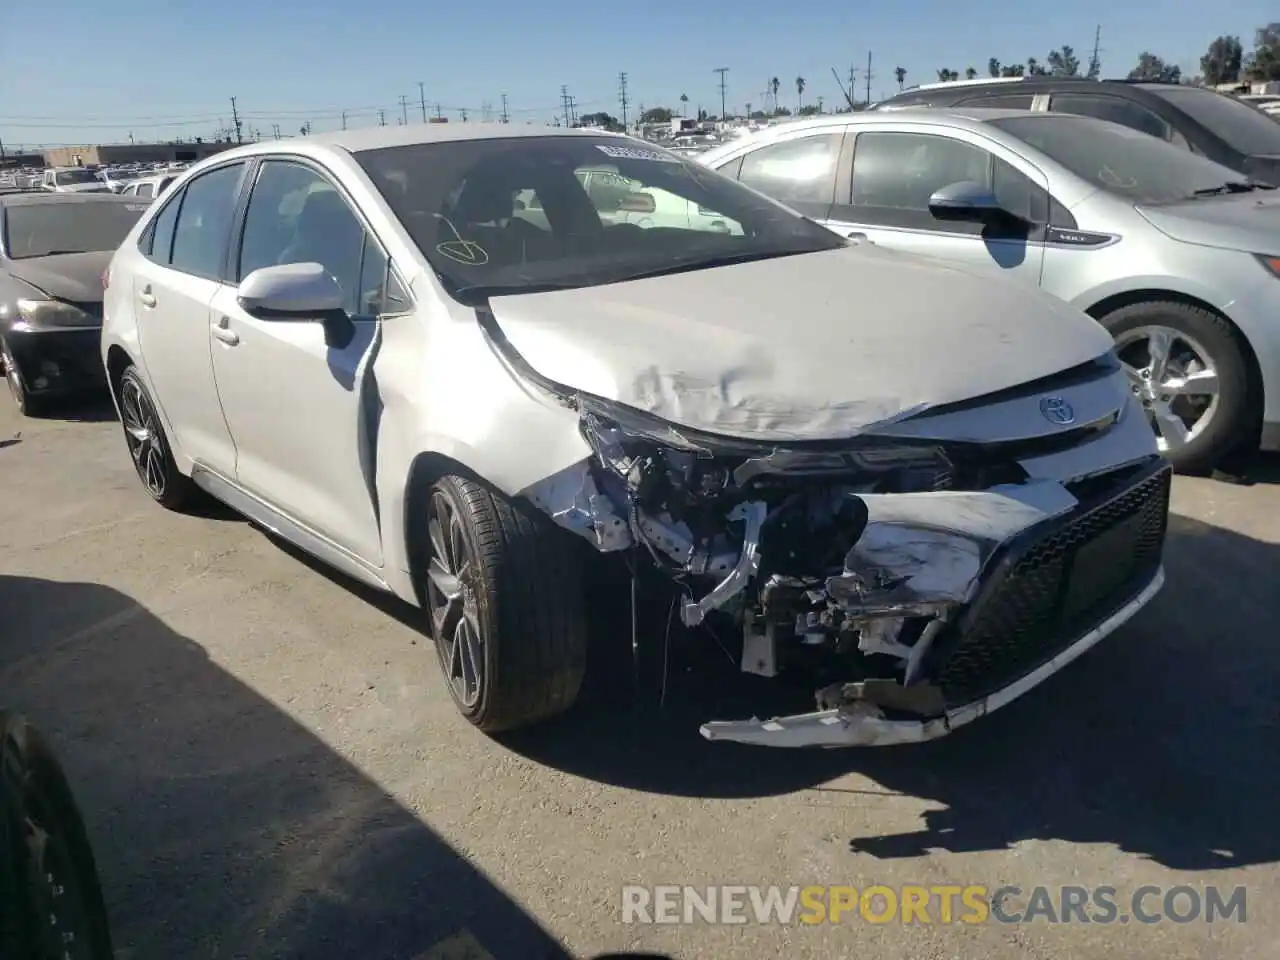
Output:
top-left (101, 124), bottom-right (1169, 747)
top-left (118, 173), bottom-right (178, 201)
top-left (41, 168), bottom-right (113, 194)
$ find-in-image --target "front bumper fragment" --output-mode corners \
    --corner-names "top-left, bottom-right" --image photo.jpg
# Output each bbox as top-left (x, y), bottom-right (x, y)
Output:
top-left (700, 565), bottom-right (1164, 747)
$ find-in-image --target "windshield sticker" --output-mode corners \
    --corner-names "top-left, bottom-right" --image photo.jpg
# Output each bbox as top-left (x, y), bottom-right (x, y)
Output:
top-left (436, 240), bottom-right (489, 265)
top-left (594, 144), bottom-right (680, 163)
top-left (1098, 166), bottom-right (1137, 190)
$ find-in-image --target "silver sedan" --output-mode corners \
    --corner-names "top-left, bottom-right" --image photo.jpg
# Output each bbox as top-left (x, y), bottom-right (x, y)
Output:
top-left (698, 109), bottom-right (1280, 474)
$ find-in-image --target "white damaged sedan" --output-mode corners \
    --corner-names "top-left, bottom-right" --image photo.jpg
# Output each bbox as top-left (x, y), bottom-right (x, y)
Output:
top-left (101, 124), bottom-right (1170, 747)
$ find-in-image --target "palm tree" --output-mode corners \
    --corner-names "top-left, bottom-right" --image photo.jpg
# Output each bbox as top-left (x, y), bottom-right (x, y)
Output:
top-left (770, 76), bottom-right (781, 113)
top-left (795, 76), bottom-right (806, 110)
top-left (679, 93), bottom-right (689, 116)
top-left (894, 66), bottom-right (907, 90)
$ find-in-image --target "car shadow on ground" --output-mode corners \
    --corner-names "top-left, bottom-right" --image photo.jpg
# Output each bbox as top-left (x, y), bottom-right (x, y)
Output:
top-left (0, 575), bottom-right (587, 960)
top-left (28, 394), bottom-right (119, 423)
top-left (506, 513), bottom-right (1280, 872)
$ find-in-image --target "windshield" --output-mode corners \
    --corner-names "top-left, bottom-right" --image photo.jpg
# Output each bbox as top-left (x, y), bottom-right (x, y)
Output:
top-left (354, 135), bottom-right (844, 302)
top-left (1148, 86), bottom-right (1280, 157)
top-left (4, 200), bottom-right (147, 258)
top-left (988, 114), bottom-right (1250, 204)
top-left (54, 169), bottom-right (103, 186)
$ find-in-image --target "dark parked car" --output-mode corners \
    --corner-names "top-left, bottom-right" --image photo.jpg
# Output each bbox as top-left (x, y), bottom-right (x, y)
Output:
top-left (872, 77), bottom-right (1280, 185)
top-left (0, 193), bottom-right (147, 414)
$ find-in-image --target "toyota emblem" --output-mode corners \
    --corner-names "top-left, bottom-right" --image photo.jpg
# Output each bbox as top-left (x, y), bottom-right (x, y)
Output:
top-left (1039, 396), bottom-right (1076, 425)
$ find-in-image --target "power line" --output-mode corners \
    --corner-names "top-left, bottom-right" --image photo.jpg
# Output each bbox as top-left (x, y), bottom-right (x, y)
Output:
top-left (618, 71), bottom-right (629, 128)
top-left (713, 67), bottom-right (729, 121)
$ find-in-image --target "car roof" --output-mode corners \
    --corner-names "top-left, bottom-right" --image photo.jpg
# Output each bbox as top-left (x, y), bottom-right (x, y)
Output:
top-left (0, 192), bottom-right (143, 208)
top-left (207, 122), bottom-right (621, 165)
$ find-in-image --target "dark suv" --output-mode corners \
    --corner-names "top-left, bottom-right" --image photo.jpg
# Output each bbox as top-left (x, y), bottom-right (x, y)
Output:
top-left (872, 77), bottom-right (1280, 184)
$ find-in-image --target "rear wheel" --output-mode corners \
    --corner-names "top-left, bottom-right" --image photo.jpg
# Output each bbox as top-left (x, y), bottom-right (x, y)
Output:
top-left (421, 474), bottom-right (588, 733)
top-left (117, 366), bottom-right (198, 510)
top-left (1102, 301), bottom-right (1252, 475)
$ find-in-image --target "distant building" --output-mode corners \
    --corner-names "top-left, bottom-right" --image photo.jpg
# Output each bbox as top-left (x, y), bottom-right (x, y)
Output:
top-left (0, 152), bottom-right (44, 169)
top-left (41, 141), bottom-right (237, 168)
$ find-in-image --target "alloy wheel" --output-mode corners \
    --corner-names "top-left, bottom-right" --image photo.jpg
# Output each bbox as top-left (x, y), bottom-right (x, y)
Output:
top-left (119, 378), bottom-right (167, 499)
top-left (1115, 325), bottom-right (1220, 454)
top-left (425, 491), bottom-right (485, 709)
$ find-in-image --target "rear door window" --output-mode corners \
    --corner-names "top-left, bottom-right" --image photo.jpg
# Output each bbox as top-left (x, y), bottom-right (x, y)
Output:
top-left (168, 163), bottom-right (247, 279)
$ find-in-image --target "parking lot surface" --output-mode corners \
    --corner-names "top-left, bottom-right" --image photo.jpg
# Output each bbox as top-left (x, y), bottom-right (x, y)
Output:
top-left (2, 400), bottom-right (1278, 960)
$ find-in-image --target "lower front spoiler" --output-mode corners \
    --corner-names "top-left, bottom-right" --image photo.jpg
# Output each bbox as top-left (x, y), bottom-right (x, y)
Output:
top-left (700, 565), bottom-right (1165, 748)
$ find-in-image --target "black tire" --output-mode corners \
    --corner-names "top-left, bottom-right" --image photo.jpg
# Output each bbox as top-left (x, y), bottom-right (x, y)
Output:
top-left (117, 366), bottom-right (198, 511)
top-left (1, 337), bottom-right (45, 418)
top-left (0, 712), bottom-right (115, 960)
top-left (1100, 300), bottom-right (1253, 475)
top-left (421, 474), bottom-right (588, 733)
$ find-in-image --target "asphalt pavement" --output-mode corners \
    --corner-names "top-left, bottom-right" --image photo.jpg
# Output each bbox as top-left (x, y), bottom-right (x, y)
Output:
top-left (2, 398), bottom-right (1277, 960)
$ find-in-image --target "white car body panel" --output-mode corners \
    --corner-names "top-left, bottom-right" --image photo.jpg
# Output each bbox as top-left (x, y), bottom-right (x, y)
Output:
top-left (100, 124), bottom-right (1167, 748)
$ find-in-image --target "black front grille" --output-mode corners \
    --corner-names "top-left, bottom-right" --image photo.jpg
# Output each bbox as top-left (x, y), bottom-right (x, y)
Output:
top-left (930, 462), bottom-right (1171, 705)
top-left (60, 300), bottom-right (103, 322)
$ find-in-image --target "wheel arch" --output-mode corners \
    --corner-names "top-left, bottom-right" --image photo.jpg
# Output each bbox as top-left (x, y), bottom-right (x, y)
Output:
top-left (104, 344), bottom-right (133, 407)
top-left (1083, 288), bottom-right (1266, 418)
top-left (401, 451), bottom-right (476, 607)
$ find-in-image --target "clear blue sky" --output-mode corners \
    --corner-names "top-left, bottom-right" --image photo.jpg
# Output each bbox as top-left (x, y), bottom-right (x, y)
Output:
top-left (2, 0), bottom-right (1274, 148)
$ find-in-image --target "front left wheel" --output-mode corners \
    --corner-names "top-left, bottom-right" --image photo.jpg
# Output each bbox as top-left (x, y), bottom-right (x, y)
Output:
top-left (1, 337), bottom-right (44, 417)
top-left (421, 474), bottom-right (588, 733)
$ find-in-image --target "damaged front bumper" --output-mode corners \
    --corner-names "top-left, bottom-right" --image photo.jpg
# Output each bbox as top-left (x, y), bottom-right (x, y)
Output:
top-left (701, 566), bottom-right (1163, 747)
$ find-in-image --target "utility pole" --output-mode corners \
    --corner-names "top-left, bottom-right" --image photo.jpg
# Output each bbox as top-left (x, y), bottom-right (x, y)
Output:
top-left (271, 124), bottom-right (280, 140)
top-left (561, 85), bottom-right (571, 127)
top-left (1087, 24), bottom-right (1103, 79)
top-left (460, 107), bottom-right (469, 122)
top-left (481, 102), bottom-right (492, 122)
top-left (341, 110), bottom-right (348, 130)
top-left (435, 103), bottom-right (444, 121)
top-left (569, 96), bottom-right (578, 126)
top-left (229, 96), bottom-right (243, 144)
top-left (618, 71), bottom-right (629, 128)
top-left (500, 93), bottom-right (509, 123)
top-left (418, 81), bottom-right (428, 122)
top-left (378, 109), bottom-right (386, 126)
top-left (713, 67), bottom-right (729, 121)
top-left (865, 51), bottom-right (873, 106)
top-left (399, 95), bottom-right (409, 125)
top-left (849, 63), bottom-right (857, 106)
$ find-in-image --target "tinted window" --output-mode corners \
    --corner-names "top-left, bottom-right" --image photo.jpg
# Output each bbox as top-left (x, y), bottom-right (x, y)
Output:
top-left (990, 114), bottom-right (1252, 203)
top-left (239, 161), bottom-right (366, 315)
top-left (355, 239), bottom-right (390, 315)
top-left (1048, 94), bottom-right (1171, 141)
top-left (4, 200), bottom-right (147, 259)
top-left (736, 133), bottom-right (842, 204)
top-left (144, 191), bottom-right (182, 263)
top-left (1148, 86), bottom-right (1280, 157)
top-left (136, 182), bottom-right (155, 199)
top-left (959, 94), bottom-right (1035, 109)
top-left (169, 163), bottom-right (245, 279)
top-left (851, 132), bottom-right (991, 209)
top-left (54, 169), bottom-right (101, 186)
top-left (355, 136), bottom-right (844, 303)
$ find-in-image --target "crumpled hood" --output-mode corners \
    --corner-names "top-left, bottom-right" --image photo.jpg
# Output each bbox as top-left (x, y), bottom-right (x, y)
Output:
top-left (5, 251), bottom-right (112, 302)
top-left (487, 245), bottom-right (1115, 441)
top-left (1137, 191), bottom-right (1280, 256)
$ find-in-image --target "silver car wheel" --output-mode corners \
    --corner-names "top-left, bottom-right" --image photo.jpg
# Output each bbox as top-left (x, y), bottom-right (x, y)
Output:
top-left (119, 377), bottom-right (167, 498)
top-left (1115, 324), bottom-right (1220, 454)
top-left (425, 491), bottom-right (485, 710)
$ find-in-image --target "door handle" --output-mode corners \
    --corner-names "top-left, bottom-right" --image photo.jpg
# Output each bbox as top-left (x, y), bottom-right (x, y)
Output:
top-left (138, 286), bottom-right (156, 308)
top-left (212, 318), bottom-right (240, 346)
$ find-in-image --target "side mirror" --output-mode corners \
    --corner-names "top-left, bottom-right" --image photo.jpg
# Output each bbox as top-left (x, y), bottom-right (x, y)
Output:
top-left (927, 180), bottom-right (1011, 223)
top-left (236, 262), bottom-right (354, 349)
